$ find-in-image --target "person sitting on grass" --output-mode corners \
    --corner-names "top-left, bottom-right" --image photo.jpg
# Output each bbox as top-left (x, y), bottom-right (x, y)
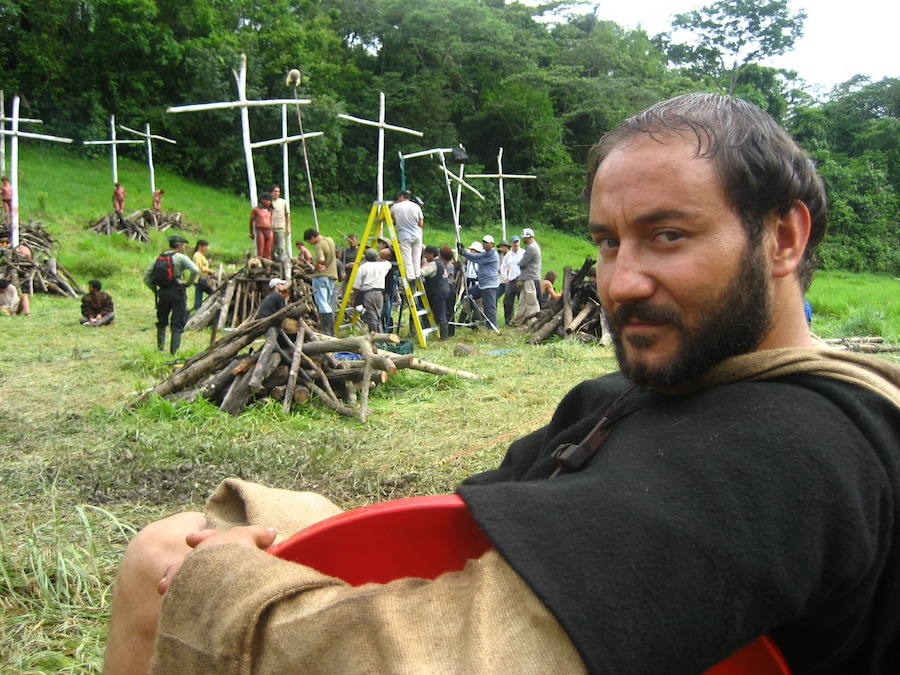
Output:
top-left (79, 279), bottom-right (115, 326)
top-left (0, 278), bottom-right (28, 316)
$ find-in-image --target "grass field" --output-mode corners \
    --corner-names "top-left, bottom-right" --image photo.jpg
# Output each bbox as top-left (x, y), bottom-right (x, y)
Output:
top-left (0, 145), bottom-right (897, 672)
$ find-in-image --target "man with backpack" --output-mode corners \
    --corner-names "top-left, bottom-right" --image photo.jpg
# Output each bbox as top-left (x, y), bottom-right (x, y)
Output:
top-left (143, 234), bottom-right (199, 354)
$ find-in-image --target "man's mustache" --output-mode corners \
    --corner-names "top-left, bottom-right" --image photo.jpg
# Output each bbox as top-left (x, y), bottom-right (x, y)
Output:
top-left (609, 301), bottom-right (684, 332)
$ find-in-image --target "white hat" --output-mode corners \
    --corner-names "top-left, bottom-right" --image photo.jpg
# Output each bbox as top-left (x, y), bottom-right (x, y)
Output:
top-left (468, 241), bottom-right (484, 252)
top-left (482, 234), bottom-right (495, 244)
top-left (521, 227), bottom-right (535, 238)
top-left (269, 278), bottom-right (288, 288)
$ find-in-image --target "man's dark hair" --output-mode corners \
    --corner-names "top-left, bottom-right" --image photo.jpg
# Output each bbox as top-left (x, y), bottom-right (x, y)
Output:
top-left (303, 228), bottom-right (319, 242)
top-left (89, 279), bottom-right (102, 291)
top-left (424, 245), bottom-right (439, 257)
top-left (259, 192), bottom-right (272, 203)
top-left (584, 93), bottom-right (827, 291)
top-left (0, 278), bottom-right (9, 289)
top-left (196, 239), bottom-right (209, 247)
top-left (396, 189), bottom-right (412, 200)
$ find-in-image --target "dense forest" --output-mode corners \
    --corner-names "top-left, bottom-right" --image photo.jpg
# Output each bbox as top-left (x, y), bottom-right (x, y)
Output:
top-left (0, 0), bottom-right (896, 272)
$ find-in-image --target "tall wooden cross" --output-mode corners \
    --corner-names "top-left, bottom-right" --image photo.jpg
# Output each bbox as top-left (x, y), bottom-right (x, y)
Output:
top-left (0, 90), bottom-right (43, 177)
top-left (400, 147), bottom-right (484, 244)
top-left (83, 114), bottom-right (143, 185)
top-left (0, 95), bottom-right (72, 247)
top-left (167, 54), bottom-right (310, 207)
top-left (467, 147), bottom-right (537, 241)
top-left (337, 92), bottom-right (422, 203)
top-left (119, 123), bottom-right (177, 198)
top-left (250, 101), bottom-right (323, 275)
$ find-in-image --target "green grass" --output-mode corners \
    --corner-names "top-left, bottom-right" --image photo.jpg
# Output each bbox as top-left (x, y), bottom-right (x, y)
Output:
top-left (1, 143), bottom-right (897, 672)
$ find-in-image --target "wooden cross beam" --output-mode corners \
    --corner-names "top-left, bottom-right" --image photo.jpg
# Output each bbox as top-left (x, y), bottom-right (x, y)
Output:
top-left (0, 90), bottom-right (42, 176)
top-left (118, 123), bottom-right (177, 196)
top-left (337, 92), bottom-right (423, 203)
top-left (83, 114), bottom-right (143, 184)
top-left (467, 147), bottom-right (537, 241)
top-left (0, 95), bottom-right (72, 247)
top-left (167, 53), bottom-right (311, 207)
top-left (400, 147), bottom-right (484, 243)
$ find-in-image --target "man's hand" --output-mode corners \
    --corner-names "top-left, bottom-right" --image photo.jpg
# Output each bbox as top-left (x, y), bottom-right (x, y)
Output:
top-left (157, 525), bottom-right (276, 595)
top-left (456, 242), bottom-right (465, 255)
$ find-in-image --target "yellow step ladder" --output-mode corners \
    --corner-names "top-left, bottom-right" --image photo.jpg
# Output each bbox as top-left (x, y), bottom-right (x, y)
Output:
top-left (336, 201), bottom-right (437, 346)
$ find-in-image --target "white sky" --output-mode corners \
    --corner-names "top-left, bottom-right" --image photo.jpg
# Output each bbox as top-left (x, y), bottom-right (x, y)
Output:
top-left (535, 0), bottom-right (897, 94)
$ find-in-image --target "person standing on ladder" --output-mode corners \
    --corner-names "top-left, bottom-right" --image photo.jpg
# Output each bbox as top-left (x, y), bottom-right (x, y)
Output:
top-left (390, 190), bottom-right (424, 283)
top-left (304, 228), bottom-right (338, 335)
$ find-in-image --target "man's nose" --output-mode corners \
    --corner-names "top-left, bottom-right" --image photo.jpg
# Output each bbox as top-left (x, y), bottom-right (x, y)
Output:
top-left (602, 247), bottom-right (656, 305)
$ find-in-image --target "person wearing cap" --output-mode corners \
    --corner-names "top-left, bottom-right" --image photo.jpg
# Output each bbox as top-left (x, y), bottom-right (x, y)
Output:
top-left (144, 234), bottom-right (199, 353)
top-left (249, 194), bottom-right (274, 261)
top-left (421, 245), bottom-right (452, 340)
top-left (389, 190), bottom-right (424, 283)
top-left (257, 278), bottom-right (290, 320)
top-left (500, 235), bottom-right (524, 325)
top-left (352, 248), bottom-right (392, 333)
top-left (303, 228), bottom-right (339, 335)
top-left (457, 234), bottom-right (500, 330)
top-left (510, 228), bottom-right (541, 326)
top-left (79, 279), bottom-right (115, 326)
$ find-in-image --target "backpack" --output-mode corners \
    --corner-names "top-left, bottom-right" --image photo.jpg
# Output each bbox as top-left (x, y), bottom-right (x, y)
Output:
top-left (151, 252), bottom-right (177, 287)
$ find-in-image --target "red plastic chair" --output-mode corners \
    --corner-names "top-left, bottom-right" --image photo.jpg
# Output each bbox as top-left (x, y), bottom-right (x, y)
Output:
top-left (269, 494), bottom-right (790, 674)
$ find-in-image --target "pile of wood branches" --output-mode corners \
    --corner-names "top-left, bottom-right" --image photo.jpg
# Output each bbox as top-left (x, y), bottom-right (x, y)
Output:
top-left (187, 259), bottom-right (315, 334)
top-left (523, 256), bottom-right (607, 344)
top-left (0, 222), bottom-right (82, 297)
top-left (89, 209), bottom-right (186, 244)
top-left (823, 336), bottom-right (899, 353)
top-left (134, 300), bottom-right (482, 421)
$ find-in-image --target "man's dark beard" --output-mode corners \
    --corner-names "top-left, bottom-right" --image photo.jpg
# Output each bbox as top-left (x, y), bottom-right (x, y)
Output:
top-left (608, 243), bottom-right (772, 387)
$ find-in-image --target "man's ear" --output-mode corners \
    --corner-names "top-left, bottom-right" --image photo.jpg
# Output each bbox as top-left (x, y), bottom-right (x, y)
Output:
top-left (766, 201), bottom-right (811, 279)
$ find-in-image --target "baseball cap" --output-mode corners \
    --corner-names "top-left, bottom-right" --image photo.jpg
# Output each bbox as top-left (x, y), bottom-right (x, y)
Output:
top-left (521, 228), bottom-right (535, 238)
top-left (498, 241), bottom-right (509, 248)
top-left (364, 248), bottom-right (379, 261)
top-left (468, 241), bottom-right (484, 252)
top-left (482, 234), bottom-right (495, 244)
top-left (510, 235), bottom-right (520, 242)
top-left (168, 234), bottom-right (188, 245)
top-left (269, 278), bottom-right (288, 288)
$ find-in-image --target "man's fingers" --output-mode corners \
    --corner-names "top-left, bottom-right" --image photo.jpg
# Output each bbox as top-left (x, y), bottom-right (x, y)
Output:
top-left (185, 528), bottom-right (222, 547)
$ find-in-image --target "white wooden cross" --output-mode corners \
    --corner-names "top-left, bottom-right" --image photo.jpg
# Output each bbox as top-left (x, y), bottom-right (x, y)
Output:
top-left (167, 53), bottom-right (310, 207)
top-left (467, 147), bottom-right (537, 241)
top-left (337, 92), bottom-right (423, 203)
top-left (83, 114), bottom-right (143, 185)
top-left (119, 123), bottom-right (177, 197)
top-left (400, 147), bottom-right (484, 244)
top-left (0, 95), bottom-right (73, 247)
top-left (250, 98), bottom-right (323, 276)
top-left (0, 90), bottom-right (43, 177)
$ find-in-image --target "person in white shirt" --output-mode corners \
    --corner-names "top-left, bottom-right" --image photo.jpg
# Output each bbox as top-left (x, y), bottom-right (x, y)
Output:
top-left (352, 248), bottom-right (392, 332)
top-left (500, 235), bottom-right (524, 325)
top-left (389, 190), bottom-right (424, 282)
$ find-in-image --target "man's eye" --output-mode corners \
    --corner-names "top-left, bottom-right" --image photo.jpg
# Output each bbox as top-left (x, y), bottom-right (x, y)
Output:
top-left (596, 236), bottom-right (619, 253)
top-left (653, 230), bottom-right (683, 243)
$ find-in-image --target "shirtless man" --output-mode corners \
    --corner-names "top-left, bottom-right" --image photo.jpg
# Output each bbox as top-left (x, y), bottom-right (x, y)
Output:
top-left (249, 193), bottom-right (274, 261)
top-left (1, 176), bottom-right (12, 225)
top-left (152, 189), bottom-right (165, 214)
top-left (113, 183), bottom-right (126, 214)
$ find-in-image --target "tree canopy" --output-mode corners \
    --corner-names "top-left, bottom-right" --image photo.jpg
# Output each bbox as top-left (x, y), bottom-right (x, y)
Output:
top-left (0, 0), bottom-right (895, 272)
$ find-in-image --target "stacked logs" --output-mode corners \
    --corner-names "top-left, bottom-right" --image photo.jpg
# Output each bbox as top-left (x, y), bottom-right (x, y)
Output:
top-left (134, 300), bottom-right (482, 421)
top-left (89, 209), bottom-right (186, 243)
top-left (186, 259), bottom-right (315, 333)
top-left (524, 256), bottom-right (607, 344)
top-left (823, 336), bottom-right (899, 353)
top-left (0, 222), bottom-right (82, 297)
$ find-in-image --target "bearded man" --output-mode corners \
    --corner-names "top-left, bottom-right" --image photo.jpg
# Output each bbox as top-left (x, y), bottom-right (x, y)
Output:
top-left (105, 94), bottom-right (899, 675)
